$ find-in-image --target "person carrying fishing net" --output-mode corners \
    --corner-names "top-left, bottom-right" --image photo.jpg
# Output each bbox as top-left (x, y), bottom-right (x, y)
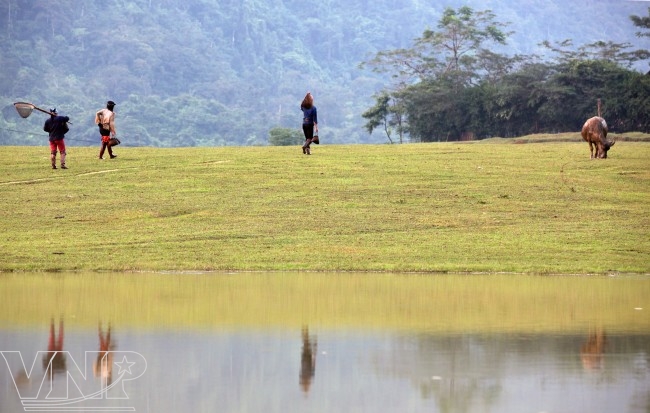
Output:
top-left (43, 108), bottom-right (70, 169)
top-left (95, 100), bottom-right (118, 160)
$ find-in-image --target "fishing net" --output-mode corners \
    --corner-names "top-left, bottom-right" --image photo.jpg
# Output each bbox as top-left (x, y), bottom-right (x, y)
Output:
top-left (14, 102), bottom-right (35, 118)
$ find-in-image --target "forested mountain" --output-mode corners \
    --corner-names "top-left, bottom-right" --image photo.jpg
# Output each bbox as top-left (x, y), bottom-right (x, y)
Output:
top-left (0, 0), bottom-right (647, 147)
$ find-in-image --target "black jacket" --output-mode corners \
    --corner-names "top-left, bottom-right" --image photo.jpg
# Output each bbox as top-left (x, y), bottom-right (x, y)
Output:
top-left (44, 116), bottom-right (70, 141)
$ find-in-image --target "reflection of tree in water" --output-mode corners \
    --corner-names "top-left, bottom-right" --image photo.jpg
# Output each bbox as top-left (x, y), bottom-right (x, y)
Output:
top-left (300, 326), bottom-right (317, 394)
top-left (416, 336), bottom-right (501, 413)
top-left (42, 317), bottom-right (66, 374)
top-left (94, 322), bottom-right (115, 386)
top-left (375, 331), bottom-right (647, 412)
top-left (364, 335), bottom-right (504, 411)
top-left (421, 378), bottom-right (501, 413)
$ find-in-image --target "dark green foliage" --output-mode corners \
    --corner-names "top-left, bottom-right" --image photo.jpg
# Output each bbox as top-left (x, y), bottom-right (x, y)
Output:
top-left (268, 127), bottom-right (303, 146)
top-left (366, 6), bottom-right (650, 142)
top-left (0, 1), bottom-right (648, 146)
top-left (630, 7), bottom-right (650, 38)
top-left (361, 92), bottom-right (406, 144)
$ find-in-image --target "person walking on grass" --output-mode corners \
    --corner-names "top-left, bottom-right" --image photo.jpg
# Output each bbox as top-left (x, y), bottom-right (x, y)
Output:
top-left (95, 100), bottom-right (117, 160)
top-left (300, 92), bottom-right (318, 155)
top-left (43, 108), bottom-right (70, 169)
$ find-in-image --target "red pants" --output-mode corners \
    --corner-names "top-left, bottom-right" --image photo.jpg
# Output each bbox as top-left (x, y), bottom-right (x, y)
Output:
top-left (49, 140), bottom-right (66, 153)
top-left (99, 135), bottom-right (114, 158)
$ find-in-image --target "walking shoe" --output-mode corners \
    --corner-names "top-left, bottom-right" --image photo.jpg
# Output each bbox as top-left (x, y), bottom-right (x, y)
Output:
top-left (60, 165), bottom-right (68, 169)
top-left (99, 157), bottom-right (104, 160)
top-left (52, 165), bottom-right (57, 169)
top-left (110, 155), bottom-right (117, 159)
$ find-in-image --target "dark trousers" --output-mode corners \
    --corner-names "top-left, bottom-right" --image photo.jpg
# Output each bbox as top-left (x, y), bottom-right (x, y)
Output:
top-left (302, 124), bottom-right (314, 153)
top-left (302, 124), bottom-right (314, 140)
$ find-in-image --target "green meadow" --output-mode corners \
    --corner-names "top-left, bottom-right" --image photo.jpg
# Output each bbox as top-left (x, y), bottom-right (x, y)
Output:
top-left (0, 139), bottom-right (648, 274)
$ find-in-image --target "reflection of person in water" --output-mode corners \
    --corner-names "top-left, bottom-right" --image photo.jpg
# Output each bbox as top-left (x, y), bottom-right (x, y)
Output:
top-left (300, 326), bottom-right (318, 393)
top-left (580, 328), bottom-right (606, 370)
top-left (93, 322), bottom-right (114, 386)
top-left (42, 318), bottom-right (66, 373)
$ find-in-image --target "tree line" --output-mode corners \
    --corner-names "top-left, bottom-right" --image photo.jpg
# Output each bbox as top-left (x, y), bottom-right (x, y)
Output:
top-left (362, 6), bottom-right (650, 143)
top-left (0, 1), bottom-right (647, 146)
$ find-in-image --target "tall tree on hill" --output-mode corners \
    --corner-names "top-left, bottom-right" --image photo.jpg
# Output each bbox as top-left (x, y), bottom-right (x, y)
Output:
top-left (363, 6), bottom-right (512, 88)
top-left (410, 7), bottom-right (516, 141)
top-left (630, 7), bottom-right (650, 72)
top-left (630, 7), bottom-right (650, 38)
top-left (363, 6), bottom-right (515, 142)
top-left (417, 6), bottom-right (511, 88)
top-left (540, 39), bottom-right (650, 69)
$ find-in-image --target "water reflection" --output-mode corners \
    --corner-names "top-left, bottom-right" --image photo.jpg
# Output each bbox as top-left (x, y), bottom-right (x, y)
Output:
top-left (0, 272), bottom-right (648, 413)
top-left (300, 326), bottom-right (317, 394)
top-left (43, 317), bottom-right (66, 374)
top-left (581, 328), bottom-right (606, 371)
top-left (94, 322), bottom-right (114, 386)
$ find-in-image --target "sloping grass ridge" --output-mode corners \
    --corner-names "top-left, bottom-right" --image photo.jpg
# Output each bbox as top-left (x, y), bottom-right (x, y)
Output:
top-left (0, 141), bottom-right (648, 274)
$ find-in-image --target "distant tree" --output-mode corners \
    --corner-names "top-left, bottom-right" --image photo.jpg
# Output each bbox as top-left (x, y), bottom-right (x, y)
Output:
top-left (417, 6), bottom-right (512, 87)
top-left (400, 78), bottom-right (461, 142)
top-left (630, 7), bottom-right (650, 38)
top-left (621, 72), bottom-right (650, 132)
top-left (363, 6), bottom-right (515, 141)
top-left (546, 60), bottom-right (635, 127)
top-left (364, 4), bottom-right (650, 141)
top-left (361, 92), bottom-right (406, 144)
top-left (362, 6), bottom-right (512, 88)
top-left (630, 7), bottom-right (650, 72)
top-left (268, 127), bottom-right (303, 146)
top-left (361, 45), bottom-right (437, 85)
top-left (540, 39), bottom-right (650, 68)
top-left (491, 62), bottom-right (557, 136)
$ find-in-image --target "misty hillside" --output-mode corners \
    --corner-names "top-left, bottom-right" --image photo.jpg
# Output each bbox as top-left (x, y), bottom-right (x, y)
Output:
top-left (0, 0), bottom-right (647, 147)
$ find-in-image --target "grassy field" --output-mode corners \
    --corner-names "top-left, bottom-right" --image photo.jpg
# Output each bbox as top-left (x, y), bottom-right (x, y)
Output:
top-left (0, 139), bottom-right (648, 274)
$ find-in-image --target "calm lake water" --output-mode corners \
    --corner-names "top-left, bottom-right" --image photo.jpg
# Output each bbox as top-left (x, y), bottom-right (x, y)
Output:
top-left (0, 272), bottom-right (648, 413)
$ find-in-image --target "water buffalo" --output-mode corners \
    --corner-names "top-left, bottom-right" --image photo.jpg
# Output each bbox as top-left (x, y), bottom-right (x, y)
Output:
top-left (581, 116), bottom-right (615, 159)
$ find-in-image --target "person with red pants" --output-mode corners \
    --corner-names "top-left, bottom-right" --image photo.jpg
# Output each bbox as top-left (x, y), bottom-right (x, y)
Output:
top-left (43, 108), bottom-right (70, 169)
top-left (95, 100), bottom-right (117, 160)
